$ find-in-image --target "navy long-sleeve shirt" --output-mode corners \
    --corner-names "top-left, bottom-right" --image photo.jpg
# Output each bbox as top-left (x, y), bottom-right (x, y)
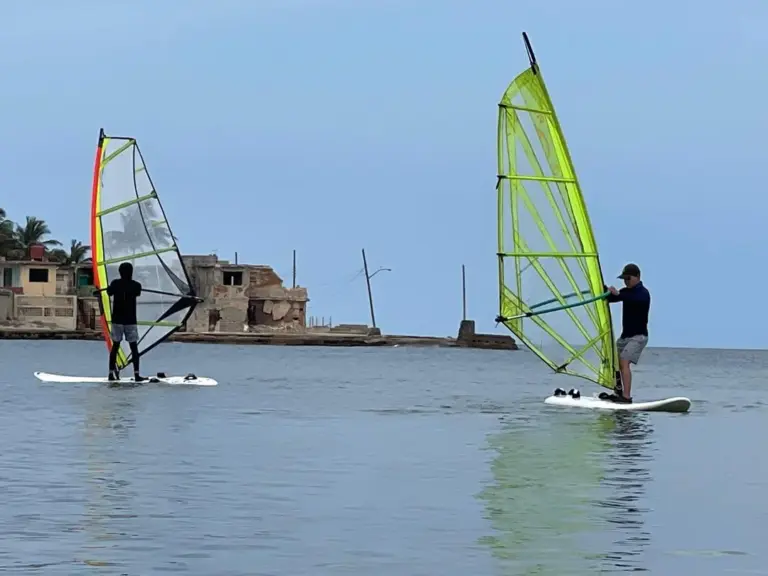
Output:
top-left (606, 281), bottom-right (650, 338)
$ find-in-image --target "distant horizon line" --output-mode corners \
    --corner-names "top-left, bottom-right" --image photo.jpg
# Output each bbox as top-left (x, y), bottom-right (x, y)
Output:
top-left (646, 344), bottom-right (768, 352)
top-left (507, 343), bottom-right (768, 353)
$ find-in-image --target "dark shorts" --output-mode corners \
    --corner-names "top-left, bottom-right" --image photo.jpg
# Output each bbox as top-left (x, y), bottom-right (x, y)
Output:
top-left (111, 324), bottom-right (139, 343)
top-left (617, 334), bottom-right (648, 364)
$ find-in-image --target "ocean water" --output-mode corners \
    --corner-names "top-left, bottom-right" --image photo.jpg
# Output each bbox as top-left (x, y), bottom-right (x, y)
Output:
top-left (0, 339), bottom-right (766, 575)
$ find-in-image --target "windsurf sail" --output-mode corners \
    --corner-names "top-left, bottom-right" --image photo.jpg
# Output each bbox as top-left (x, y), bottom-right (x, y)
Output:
top-left (90, 128), bottom-right (201, 370)
top-left (495, 33), bottom-right (620, 390)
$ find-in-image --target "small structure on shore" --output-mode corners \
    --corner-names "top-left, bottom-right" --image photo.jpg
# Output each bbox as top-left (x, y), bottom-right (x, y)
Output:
top-left (182, 255), bottom-right (309, 333)
top-left (453, 265), bottom-right (518, 350)
top-left (456, 319), bottom-right (518, 350)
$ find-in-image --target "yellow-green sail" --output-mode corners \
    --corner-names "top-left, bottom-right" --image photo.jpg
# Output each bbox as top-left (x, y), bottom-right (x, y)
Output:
top-left (496, 32), bottom-right (619, 390)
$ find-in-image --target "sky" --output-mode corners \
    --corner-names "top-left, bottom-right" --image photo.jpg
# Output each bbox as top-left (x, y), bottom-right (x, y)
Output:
top-left (1, 0), bottom-right (766, 349)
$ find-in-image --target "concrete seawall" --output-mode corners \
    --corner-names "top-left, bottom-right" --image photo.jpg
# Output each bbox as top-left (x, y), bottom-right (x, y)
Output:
top-left (1, 316), bottom-right (519, 350)
top-left (0, 328), bottom-right (505, 349)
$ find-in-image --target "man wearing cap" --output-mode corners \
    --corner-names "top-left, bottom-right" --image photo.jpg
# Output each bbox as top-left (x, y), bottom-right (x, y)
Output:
top-left (604, 263), bottom-right (650, 403)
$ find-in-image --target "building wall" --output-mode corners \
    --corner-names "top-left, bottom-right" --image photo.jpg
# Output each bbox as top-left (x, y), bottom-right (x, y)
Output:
top-left (56, 265), bottom-right (95, 298)
top-left (0, 263), bottom-right (59, 296)
top-left (0, 289), bottom-right (14, 321)
top-left (248, 286), bottom-right (308, 327)
top-left (77, 297), bottom-right (101, 331)
top-left (14, 295), bottom-right (77, 330)
top-left (56, 268), bottom-right (72, 295)
top-left (19, 264), bottom-right (58, 296)
top-left (183, 256), bottom-right (250, 333)
top-left (246, 266), bottom-right (283, 290)
top-left (213, 284), bottom-right (249, 332)
top-left (0, 265), bottom-right (21, 289)
top-left (246, 266), bottom-right (308, 329)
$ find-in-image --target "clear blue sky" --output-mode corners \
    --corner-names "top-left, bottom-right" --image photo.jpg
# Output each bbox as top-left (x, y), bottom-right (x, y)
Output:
top-left (1, 0), bottom-right (765, 348)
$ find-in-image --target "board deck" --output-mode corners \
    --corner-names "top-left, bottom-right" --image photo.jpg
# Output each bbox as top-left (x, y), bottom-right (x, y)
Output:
top-left (544, 392), bottom-right (690, 413)
top-left (33, 371), bottom-right (217, 386)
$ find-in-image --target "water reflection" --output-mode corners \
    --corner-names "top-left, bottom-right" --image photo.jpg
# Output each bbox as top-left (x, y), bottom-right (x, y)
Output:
top-left (477, 409), bottom-right (654, 574)
top-left (81, 387), bottom-right (140, 567)
top-left (594, 411), bottom-right (654, 572)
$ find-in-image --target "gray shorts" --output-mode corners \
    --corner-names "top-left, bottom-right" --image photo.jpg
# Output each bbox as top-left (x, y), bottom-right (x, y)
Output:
top-left (111, 323), bottom-right (139, 343)
top-left (617, 334), bottom-right (648, 364)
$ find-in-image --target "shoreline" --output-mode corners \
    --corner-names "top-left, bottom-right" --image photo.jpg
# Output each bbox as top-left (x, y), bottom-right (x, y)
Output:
top-left (0, 328), bottom-right (517, 350)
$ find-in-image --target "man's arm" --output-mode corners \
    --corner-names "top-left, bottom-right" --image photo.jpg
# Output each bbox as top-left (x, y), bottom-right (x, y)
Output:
top-left (106, 279), bottom-right (117, 296)
top-left (606, 286), bottom-right (650, 304)
top-left (605, 285), bottom-right (624, 303)
top-left (133, 281), bottom-right (142, 297)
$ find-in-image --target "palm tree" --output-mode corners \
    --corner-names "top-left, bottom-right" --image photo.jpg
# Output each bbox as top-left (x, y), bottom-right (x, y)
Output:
top-left (108, 204), bottom-right (175, 258)
top-left (68, 239), bottom-right (91, 264)
top-left (0, 208), bottom-right (16, 257)
top-left (48, 239), bottom-right (91, 264)
top-left (126, 203), bottom-right (172, 248)
top-left (13, 216), bottom-right (61, 257)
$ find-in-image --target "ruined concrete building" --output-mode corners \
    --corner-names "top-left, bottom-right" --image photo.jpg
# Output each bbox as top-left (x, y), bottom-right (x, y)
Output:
top-left (182, 255), bottom-right (308, 333)
top-left (1, 248), bottom-right (309, 335)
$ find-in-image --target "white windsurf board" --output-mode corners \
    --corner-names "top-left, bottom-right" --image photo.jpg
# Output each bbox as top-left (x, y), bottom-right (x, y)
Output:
top-left (34, 371), bottom-right (217, 386)
top-left (545, 393), bottom-right (690, 413)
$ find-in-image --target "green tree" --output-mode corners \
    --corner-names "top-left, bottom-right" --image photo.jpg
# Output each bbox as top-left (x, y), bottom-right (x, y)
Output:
top-left (12, 216), bottom-right (61, 257)
top-left (106, 204), bottom-right (172, 251)
top-left (48, 239), bottom-right (91, 264)
top-left (0, 208), bottom-right (18, 257)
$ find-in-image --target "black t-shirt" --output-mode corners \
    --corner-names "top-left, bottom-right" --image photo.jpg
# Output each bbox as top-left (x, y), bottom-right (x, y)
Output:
top-left (107, 278), bottom-right (142, 325)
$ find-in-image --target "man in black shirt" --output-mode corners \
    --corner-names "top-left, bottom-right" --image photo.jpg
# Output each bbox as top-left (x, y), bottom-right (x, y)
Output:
top-left (605, 263), bottom-right (650, 403)
top-left (105, 262), bottom-right (145, 382)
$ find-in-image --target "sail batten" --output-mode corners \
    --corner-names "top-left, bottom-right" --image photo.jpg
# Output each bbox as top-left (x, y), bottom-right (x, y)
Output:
top-left (98, 246), bottom-right (178, 267)
top-left (496, 34), bottom-right (619, 390)
top-left (96, 192), bottom-right (158, 217)
top-left (90, 128), bottom-right (198, 370)
top-left (499, 103), bottom-right (553, 116)
top-left (500, 175), bottom-right (577, 184)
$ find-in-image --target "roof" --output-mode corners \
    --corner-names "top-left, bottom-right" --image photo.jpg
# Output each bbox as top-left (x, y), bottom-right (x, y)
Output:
top-left (0, 260), bottom-right (61, 267)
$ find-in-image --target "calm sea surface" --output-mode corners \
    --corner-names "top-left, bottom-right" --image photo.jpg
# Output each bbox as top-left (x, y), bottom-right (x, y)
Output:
top-left (1, 340), bottom-right (766, 575)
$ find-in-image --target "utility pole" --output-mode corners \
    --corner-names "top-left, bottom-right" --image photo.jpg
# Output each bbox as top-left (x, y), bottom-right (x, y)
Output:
top-left (362, 248), bottom-right (376, 329)
top-left (292, 249), bottom-right (296, 288)
top-left (462, 264), bottom-right (467, 321)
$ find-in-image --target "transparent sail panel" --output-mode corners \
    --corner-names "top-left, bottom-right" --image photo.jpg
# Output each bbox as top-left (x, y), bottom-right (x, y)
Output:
top-left (102, 254), bottom-right (188, 357)
top-left (497, 68), bottom-right (615, 389)
top-left (93, 133), bottom-right (195, 369)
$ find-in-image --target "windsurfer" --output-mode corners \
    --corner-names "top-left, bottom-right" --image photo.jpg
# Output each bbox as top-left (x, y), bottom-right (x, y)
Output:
top-left (605, 263), bottom-right (650, 403)
top-left (103, 262), bottom-right (145, 382)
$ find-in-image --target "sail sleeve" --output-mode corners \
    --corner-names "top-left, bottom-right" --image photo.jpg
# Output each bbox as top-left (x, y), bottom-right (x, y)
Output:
top-left (90, 129), bottom-right (198, 370)
top-left (496, 40), bottom-right (618, 389)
